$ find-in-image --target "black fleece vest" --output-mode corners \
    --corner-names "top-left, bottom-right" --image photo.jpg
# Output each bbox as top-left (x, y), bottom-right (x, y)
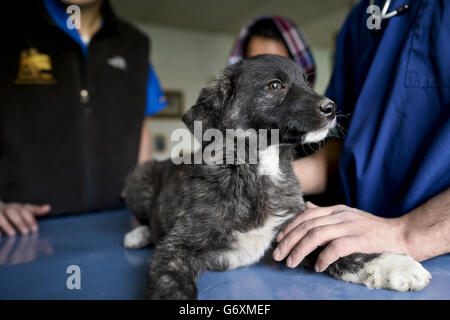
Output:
top-left (0, 1), bottom-right (149, 215)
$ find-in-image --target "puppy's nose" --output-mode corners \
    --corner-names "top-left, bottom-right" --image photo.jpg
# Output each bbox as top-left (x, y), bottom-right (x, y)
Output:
top-left (319, 100), bottom-right (336, 119)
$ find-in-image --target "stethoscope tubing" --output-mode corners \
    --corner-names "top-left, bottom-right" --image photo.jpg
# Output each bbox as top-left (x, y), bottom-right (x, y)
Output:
top-left (369, 0), bottom-right (409, 20)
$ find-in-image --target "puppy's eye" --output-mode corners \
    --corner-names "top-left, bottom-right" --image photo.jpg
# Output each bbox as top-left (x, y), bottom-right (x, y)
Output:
top-left (268, 80), bottom-right (284, 90)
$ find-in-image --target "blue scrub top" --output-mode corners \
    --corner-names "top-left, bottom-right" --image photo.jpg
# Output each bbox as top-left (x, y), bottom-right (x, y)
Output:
top-left (326, 0), bottom-right (450, 217)
top-left (43, 0), bottom-right (167, 117)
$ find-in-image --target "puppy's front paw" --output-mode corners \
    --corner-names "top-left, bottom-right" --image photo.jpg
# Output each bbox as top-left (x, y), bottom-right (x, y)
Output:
top-left (358, 253), bottom-right (431, 291)
top-left (124, 225), bottom-right (152, 249)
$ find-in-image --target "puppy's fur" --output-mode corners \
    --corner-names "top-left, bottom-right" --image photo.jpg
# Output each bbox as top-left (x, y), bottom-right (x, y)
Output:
top-left (124, 55), bottom-right (430, 299)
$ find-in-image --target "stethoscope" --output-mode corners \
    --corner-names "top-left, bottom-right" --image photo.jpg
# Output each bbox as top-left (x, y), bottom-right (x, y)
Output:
top-left (369, 0), bottom-right (409, 20)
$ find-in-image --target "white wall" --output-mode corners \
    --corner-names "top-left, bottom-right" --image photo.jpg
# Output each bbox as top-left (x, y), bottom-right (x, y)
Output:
top-left (135, 23), bottom-right (234, 159)
top-left (134, 22), bottom-right (333, 160)
top-left (311, 47), bottom-right (333, 95)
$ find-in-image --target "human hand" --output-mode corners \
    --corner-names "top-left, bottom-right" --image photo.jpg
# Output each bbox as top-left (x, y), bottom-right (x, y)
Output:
top-left (273, 202), bottom-right (408, 272)
top-left (0, 202), bottom-right (51, 236)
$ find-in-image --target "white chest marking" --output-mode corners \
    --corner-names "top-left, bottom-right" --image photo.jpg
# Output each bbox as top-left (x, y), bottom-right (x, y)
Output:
top-left (220, 213), bottom-right (290, 270)
top-left (258, 145), bottom-right (281, 180)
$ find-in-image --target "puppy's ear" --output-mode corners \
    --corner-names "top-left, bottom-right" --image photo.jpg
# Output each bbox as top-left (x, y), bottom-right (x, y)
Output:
top-left (182, 68), bottom-right (236, 135)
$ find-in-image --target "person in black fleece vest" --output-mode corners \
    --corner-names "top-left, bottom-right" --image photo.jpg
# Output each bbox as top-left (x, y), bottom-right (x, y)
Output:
top-left (0, 0), bottom-right (167, 235)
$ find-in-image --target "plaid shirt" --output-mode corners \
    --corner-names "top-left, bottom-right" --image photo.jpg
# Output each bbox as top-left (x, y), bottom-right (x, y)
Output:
top-left (228, 16), bottom-right (316, 86)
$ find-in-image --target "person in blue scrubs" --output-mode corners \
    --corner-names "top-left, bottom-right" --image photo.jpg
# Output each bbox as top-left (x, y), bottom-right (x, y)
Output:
top-left (273, 0), bottom-right (450, 272)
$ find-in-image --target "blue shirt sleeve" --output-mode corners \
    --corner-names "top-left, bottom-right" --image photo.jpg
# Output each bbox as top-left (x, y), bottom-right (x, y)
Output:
top-left (145, 65), bottom-right (168, 117)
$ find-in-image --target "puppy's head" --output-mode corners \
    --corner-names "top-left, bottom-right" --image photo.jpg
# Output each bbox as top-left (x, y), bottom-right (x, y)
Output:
top-left (183, 54), bottom-right (336, 145)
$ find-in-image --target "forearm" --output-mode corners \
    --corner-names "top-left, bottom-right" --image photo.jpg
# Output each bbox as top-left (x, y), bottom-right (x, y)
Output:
top-left (400, 187), bottom-right (450, 262)
top-left (138, 119), bottom-right (152, 164)
top-left (293, 138), bottom-right (342, 195)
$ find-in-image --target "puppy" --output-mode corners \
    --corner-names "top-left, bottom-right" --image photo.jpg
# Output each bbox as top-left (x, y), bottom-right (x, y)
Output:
top-left (124, 55), bottom-right (430, 299)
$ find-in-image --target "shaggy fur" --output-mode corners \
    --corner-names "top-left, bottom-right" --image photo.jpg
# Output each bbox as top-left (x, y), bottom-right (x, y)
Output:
top-left (124, 55), bottom-right (430, 299)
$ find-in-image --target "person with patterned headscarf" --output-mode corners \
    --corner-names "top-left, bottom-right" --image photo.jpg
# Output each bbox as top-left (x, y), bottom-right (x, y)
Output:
top-left (228, 16), bottom-right (316, 86)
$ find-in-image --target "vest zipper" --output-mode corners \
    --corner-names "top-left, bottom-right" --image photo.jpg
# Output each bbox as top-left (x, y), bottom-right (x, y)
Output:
top-left (80, 89), bottom-right (89, 104)
top-left (80, 60), bottom-right (95, 211)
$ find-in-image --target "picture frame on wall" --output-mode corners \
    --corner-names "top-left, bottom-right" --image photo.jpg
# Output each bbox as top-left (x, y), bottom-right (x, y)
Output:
top-left (153, 90), bottom-right (184, 119)
top-left (153, 134), bottom-right (168, 154)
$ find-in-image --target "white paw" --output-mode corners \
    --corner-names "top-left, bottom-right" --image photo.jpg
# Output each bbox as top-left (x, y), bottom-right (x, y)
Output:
top-left (124, 225), bottom-right (152, 249)
top-left (360, 253), bottom-right (431, 291)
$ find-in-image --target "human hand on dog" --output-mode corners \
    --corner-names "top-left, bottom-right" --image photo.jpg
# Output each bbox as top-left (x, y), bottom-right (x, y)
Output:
top-left (0, 202), bottom-right (51, 237)
top-left (273, 202), bottom-right (408, 272)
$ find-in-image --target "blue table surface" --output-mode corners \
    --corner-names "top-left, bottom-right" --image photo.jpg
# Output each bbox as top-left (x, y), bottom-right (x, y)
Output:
top-left (0, 209), bottom-right (449, 300)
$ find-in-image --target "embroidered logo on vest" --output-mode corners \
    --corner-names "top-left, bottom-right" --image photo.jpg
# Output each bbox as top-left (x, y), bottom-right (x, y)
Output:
top-left (14, 47), bottom-right (57, 85)
top-left (107, 55), bottom-right (127, 70)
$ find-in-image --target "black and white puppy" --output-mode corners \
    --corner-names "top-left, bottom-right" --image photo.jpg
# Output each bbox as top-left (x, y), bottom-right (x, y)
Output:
top-left (124, 55), bottom-right (430, 299)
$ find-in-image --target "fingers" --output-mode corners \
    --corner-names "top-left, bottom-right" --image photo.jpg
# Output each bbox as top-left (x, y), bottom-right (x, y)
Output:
top-left (274, 214), bottom-right (343, 261)
top-left (276, 221), bottom-right (352, 268)
top-left (314, 236), bottom-right (360, 272)
top-left (18, 209), bottom-right (38, 233)
top-left (26, 204), bottom-right (51, 216)
top-left (0, 203), bottom-right (50, 237)
top-left (276, 204), bottom-right (343, 242)
top-left (272, 203), bottom-right (377, 272)
top-left (3, 206), bottom-right (29, 235)
top-left (0, 211), bottom-right (16, 236)
top-left (305, 201), bottom-right (319, 209)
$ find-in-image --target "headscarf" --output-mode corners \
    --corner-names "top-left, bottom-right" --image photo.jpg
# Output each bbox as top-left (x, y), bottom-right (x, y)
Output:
top-left (228, 16), bottom-right (316, 86)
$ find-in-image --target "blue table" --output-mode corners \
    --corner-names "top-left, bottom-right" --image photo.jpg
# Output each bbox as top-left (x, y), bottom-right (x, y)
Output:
top-left (0, 210), bottom-right (449, 300)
